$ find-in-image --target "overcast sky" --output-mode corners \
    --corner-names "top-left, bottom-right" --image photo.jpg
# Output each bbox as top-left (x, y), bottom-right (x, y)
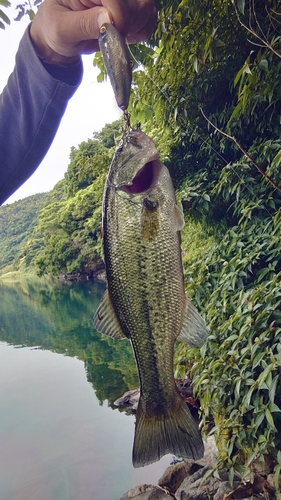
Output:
top-left (0, 2), bottom-right (122, 205)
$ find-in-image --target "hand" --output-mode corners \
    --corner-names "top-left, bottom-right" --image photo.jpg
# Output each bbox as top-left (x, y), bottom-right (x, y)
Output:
top-left (30, 0), bottom-right (157, 66)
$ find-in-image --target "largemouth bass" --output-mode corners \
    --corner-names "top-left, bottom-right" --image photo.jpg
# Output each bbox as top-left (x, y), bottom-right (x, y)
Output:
top-left (98, 23), bottom-right (132, 111)
top-left (94, 129), bottom-right (207, 467)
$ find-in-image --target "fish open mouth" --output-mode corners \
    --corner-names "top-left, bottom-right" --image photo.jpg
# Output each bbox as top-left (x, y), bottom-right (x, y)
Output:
top-left (120, 160), bottom-right (160, 196)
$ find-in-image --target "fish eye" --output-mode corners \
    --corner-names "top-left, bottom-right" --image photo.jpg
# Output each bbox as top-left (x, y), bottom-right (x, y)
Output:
top-left (100, 25), bottom-right (107, 34)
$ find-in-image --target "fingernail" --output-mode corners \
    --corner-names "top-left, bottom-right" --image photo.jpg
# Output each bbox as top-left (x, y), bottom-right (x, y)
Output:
top-left (97, 9), bottom-right (111, 28)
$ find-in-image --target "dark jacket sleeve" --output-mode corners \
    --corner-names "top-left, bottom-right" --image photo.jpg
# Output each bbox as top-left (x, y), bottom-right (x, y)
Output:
top-left (0, 25), bottom-right (83, 205)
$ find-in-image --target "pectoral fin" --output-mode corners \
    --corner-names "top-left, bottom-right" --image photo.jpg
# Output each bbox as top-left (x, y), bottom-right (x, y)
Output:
top-left (177, 296), bottom-right (208, 348)
top-left (93, 289), bottom-right (127, 340)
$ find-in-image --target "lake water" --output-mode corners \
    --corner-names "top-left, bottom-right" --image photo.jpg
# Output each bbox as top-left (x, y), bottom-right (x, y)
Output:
top-left (0, 276), bottom-right (172, 500)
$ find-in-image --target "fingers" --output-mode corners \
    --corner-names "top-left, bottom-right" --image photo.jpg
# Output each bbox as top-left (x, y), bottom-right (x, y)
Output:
top-left (59, 0), bottom-right (157, 52)
top-left (127, 5), bottom-right (157, 43)
top-left (30, 0), bottom-right (157, 60)
top-left (31, 2), bottom-right (111, 58)
top-left (58, 7), bottom-right (110, 45)
top-left (93, 0), bottom-right (157, 40)
top-left (101, 0), bottom-right (136, 36)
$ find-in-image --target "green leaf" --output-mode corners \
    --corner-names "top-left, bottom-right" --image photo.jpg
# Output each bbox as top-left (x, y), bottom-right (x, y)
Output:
top-left (274, 464), bottom-right (281, 492)
top-left (269, 402), bottom-right (281, 413)
top-left (0, 0), bottom-right (11, 7)
top-left (269, 375), bottom-right (279, 404)
top-left (193, 56), bottom-right (198, 73)
top-left (244, 386), bottom-right (255, 409)
top-left (237, 0), bottom-right (245, 14)
top-left (257, 364), bottom-right (273, 389)
top-left (234, 378), bottom-right (241, 400)
top-left (0, 7), bottom-right (10, 24)
top-left (255, 412), bottom-right (264, 429)
top-left (258, 59), bottom-right (268, 72)
top-left (265, 407), bottom-right (275, 428)
top-left (252, 351), bottom-right (264, 369)
top-left (228, 466), bottom-right (235, 487)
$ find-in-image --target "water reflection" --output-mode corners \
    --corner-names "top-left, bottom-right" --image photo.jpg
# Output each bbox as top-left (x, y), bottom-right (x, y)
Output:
top-left (0, 276), bottom-right (139, 405)
top-left (0, 276), bottom-right (172, 500)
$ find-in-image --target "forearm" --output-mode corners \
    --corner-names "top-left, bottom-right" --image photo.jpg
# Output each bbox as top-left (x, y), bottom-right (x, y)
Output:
top-left (0, 25), bottom-right (83, 205)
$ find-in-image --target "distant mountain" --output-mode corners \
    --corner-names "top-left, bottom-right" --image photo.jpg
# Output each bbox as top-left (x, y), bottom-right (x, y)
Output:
top-left (0, 120), bottom-right (123, 278)
top-left (0, 192), bottom-right (50, 274)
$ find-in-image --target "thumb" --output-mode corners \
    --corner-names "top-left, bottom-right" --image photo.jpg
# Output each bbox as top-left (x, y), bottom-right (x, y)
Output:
top-left (43, 6), bottom-right (112, 56)
top-left (62, 7), bottom-right (112, 44)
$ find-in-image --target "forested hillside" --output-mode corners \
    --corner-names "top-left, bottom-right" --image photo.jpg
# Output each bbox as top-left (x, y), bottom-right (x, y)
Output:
top-left (0, 192), bottom-right (49, 273)
top-left (95, 0), bottom-right (280, 484)
top-left (0, 120), bottom-right (122, 277)
top-left (1, 0), bottom-right (281, 485)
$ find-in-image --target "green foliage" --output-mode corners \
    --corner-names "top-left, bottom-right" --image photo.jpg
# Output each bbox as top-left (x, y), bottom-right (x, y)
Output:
top-left (189, 213), bottom-right (281, 476)
top-left (0, 193), bottom-right (49, 273)
top-left (35, 180), bottom-right (105, 276)
top-left (229, 0), bottom-right (281, 134)
top-left (1, 0), bottom-right (281, 483)
top-left (0, 120), bottom-right (120, 278)
top-left (14, 0), bottom-right (42, 23)
top-left (64, 119), bottom-right (122, 197)
top-left (0, 0), bottom-right (42, 28)
top-left (122, 0), bottom-right (281, 483)
top-left (0, 0), bottom-right (11, 29)
top-left (34, 121), bottom-right (122, 276)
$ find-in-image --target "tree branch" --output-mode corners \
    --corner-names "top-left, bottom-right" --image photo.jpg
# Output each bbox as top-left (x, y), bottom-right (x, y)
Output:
top-left (233, 0), bottom-right (281, 60)
top-left (200, 108), bottom-right (281, 194)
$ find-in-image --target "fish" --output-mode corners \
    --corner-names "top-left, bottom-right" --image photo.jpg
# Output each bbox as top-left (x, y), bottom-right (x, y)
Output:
top-left (93, 129), bottom-right (207, 467)
top-left (98, 23), bottom-right (132, 111)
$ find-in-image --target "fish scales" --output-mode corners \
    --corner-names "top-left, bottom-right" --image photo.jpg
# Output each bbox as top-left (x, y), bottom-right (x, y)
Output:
top-left (106, 206), bottom-right (184, 405)
top-left (94, 129), bottom-right (207, 467)
top-left (104, 174), bottom-right (184, 393)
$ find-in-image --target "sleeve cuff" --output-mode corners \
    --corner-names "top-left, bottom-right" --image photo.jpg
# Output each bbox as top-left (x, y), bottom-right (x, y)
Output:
top-left (26, 23), bottom-right (83, 87)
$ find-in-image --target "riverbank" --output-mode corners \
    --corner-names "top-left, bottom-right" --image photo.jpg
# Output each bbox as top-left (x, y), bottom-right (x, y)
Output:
top-left (120, 441), bottom-right (275, 500)
top-left (116, 389), bottom-right (277, 500)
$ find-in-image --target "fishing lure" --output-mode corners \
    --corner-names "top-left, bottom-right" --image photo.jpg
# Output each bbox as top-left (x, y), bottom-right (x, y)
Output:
top-left (98, 23), bottom-right (132, 112)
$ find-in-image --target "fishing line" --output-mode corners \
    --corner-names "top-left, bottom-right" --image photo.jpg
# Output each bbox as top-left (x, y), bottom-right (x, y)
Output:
top-left (126, 42), bottom-right (275, 217)
top-left (126, 42), bottom-right (233, 164)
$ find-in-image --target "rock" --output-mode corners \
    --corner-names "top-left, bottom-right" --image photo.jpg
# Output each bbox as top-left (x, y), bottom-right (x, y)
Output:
top-left (120, 484), bottom-right (173, 499)
top-left (114, 379), bottom-right (200, 414)
top-left (226, 473), bottom-right (276, 500)
top-left (175, 466), bottom-right (241, 500)
top-left (251, 454), bottom-right (276, 476)
top-left (197, 436), bottom-right (218, 468)
top-left (114, 388), bottom-right (140, 411)
top-left (175, 465), bottom-right (209, 499)
top-left (157, 436), bottom-right (218, 496)
top-left (213, 481), bottom-right (234, 500)
top-left (158, 461), bottom-right (203, 494)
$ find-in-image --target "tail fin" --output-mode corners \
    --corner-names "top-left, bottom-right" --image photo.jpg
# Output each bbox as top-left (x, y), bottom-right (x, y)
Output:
top-left (132, 393), bottom-right (204, 468)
